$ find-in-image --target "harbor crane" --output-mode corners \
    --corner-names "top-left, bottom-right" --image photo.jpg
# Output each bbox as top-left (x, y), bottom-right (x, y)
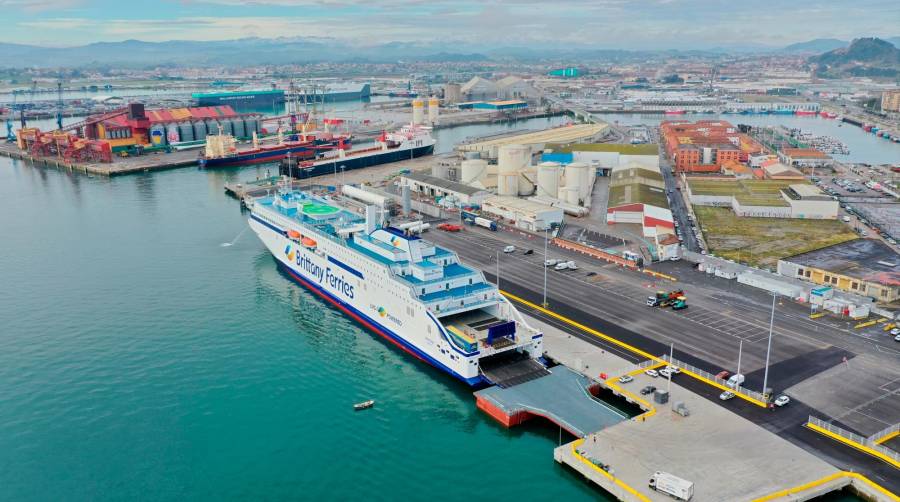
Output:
top-left (55, 79), bottom-right (64, 131)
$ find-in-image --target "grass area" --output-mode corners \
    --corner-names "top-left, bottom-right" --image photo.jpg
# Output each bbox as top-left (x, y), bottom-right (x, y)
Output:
top-left (693, 206), bottom-right (858, 269)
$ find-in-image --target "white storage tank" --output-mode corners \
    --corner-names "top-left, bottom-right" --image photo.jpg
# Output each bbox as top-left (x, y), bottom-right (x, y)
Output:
top-left (564, 162), bottom-right (589, 193)
top-left (498, 144), bottom-right (530, 175)
top-left (537, 162), bottom-right (560, 198)
top-left (427, 96), bottom-right (439, 124)
top-left (498, 173), bottom-right (519, 196)
top-left (342, 185), bottom-right (389, 207)
top-left (460, 159), bottom-right (488, 185)
top-left (431, 163), bottom-right (451, 179)
top-left (412, 98), bottom-right (425, 125)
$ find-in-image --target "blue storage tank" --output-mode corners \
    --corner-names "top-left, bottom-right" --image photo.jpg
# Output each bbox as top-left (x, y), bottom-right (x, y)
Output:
top-left (179, 122), bottom-right (195, 142)
top-left (193, 120), bottom-right (207, 141)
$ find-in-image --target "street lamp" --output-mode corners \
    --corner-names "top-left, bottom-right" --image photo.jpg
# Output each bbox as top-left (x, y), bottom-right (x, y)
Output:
top-left (340, 164), bottom-right (346, 186)
top-left (542, 227), bottom-right (549, 308)
top-left (761, 293), bottom-right (776, 400)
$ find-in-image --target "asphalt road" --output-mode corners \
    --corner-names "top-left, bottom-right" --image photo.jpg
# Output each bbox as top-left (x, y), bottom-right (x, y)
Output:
top-left (657, 155), bottom-right (701, 253)
top-left (423, 225), bottom-right (900, 489)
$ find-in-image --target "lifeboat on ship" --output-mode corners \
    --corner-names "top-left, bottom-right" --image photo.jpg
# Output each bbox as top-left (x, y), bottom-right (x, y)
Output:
top-left (287, 229), bottom-right (302, 241)
top-left (301, 236), bottom-right (317, 249)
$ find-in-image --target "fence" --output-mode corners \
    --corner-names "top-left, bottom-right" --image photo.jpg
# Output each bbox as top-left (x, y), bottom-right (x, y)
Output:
top-left (807, 416), bottom-right (900, 464)
top-left (661, 354), bottom-right (769, 404)
top-left (869, 422), bottom-right (900, 445)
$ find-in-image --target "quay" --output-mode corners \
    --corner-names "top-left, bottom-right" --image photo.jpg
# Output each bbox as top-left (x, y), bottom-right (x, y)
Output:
top-left (503, 313), bottom-right (897, 502)
top-left (0, 141), bottom-right (199, 176)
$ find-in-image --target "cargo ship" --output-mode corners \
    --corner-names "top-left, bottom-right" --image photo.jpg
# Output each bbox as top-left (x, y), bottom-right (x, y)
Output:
top-left (247, 182), bottom-right (543, 385)
top-left (198, 130), bottom-right (348, 168)
top-left (288, 83), bottom-right (371, 103)
top-left (279, 124), bottom-right (435, 179)
top-left (193, 89), bottom-right (285, 109)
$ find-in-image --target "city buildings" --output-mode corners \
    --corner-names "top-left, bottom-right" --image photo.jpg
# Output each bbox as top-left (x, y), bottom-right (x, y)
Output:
top-left (881, 89), bottom-right (900, 113)
top-left (660, 120), bottom-right (765, 173)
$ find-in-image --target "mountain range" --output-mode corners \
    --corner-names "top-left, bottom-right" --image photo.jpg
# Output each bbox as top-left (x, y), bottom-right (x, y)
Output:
top-left (1, 36), bottom-right (899, 68)
top-left (809, 37), bottom-right (900, 78)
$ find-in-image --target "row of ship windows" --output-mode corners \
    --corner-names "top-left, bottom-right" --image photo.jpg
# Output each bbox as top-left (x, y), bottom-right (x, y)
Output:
top-left (420, 278), bottom-right (475, 295)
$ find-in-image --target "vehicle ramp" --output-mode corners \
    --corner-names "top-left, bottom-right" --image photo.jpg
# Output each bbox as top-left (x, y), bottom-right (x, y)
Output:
top-left (475, 366), bottom-right (628, 437)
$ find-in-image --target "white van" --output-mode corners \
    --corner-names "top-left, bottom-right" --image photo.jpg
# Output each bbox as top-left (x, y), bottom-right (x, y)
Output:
top-left (842, 216), bottom-right (851, 223)
top-left (726, 374), bottom-right (745, 389)
top-left (503, 245), bottom-right (515, 253)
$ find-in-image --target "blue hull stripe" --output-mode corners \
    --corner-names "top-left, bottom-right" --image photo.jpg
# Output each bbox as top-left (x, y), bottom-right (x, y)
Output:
top-left (277, 261), bottom-right (483, 386)
top-left (327, 256), bottom-right (364, 280)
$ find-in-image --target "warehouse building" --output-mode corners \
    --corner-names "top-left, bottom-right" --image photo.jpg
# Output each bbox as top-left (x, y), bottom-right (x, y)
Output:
top-left (496, 76), bottom-right (541, 101)
top-left (660, 120), bottom-right (765, 173)
top-left (542, 143), bottom-right (659, 174)
top-left (457, 123), bottom-right (608, 159)
top-left (778, 239), bottom-right (900, 303)
top-left (606, 165), bottom-right (674, 238)
top-left (686, 180), bottom-right (838, 219)
top-left (401, 172), bottom-right (491, 206)
top-left (460, 77), bottom-right (499, 102)
top-left (778, 148), bottom-right (833, 169)
top-left (481, 196), bottom-right (564, 232)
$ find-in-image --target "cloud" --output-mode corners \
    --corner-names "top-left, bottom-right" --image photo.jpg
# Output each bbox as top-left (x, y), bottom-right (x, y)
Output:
top-left (0, 0), bottom-right (81, 12)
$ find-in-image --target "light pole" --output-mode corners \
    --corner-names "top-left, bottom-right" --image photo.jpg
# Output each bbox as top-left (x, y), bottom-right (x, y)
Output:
top-left (667, 342), bottom-right (674, 394)
top-left (542, 228), bottom-right (549, 308)
top-left (340, 164), bottom-right (346, 186)
top-left (762, 293), bottom-right (776, 400)
top-left (496, 251), bottom-right (501, 289)
top-left (736, 339), bottom-right (743, 380)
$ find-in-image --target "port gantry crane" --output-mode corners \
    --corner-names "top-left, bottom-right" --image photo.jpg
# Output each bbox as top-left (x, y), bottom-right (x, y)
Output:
top-left (5, 80), bottom-right (37, 142)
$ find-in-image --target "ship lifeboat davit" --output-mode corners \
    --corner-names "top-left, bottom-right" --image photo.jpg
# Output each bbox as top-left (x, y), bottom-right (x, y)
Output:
top-left (301, 236), bottom-right (317, 249)
top-left (287, 229), bottom-right (302, 240)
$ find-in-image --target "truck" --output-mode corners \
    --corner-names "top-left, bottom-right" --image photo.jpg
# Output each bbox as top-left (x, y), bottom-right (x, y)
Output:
top-left (474, 217), bottom-right (497, 231)
top-left (460, 210), bottom-right (478, 225)
top-left (649, 471), bottom-right (694, 501)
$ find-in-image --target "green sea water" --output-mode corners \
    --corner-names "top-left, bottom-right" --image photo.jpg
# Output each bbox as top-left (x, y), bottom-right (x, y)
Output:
top-left (0, 157), bottom-right (606, 501)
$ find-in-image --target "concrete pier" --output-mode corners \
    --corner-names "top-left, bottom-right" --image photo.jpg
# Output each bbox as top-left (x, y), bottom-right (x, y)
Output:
top-left (0, 142), bottom-right (199, 176)
top-left (525, 314), bottom-right (896, 502)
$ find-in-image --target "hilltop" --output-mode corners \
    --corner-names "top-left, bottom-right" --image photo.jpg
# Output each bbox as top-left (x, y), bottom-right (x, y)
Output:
top-left (809, 37), bottom-right (900, 77)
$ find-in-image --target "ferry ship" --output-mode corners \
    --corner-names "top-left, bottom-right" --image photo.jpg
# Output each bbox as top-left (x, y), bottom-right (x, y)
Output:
top-left (247, 183), bottom-right (543, 386)
top-left (279, 124), bottom-right (435, 179)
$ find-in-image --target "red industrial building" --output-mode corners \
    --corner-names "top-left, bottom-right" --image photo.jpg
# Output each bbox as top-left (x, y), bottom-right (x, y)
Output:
top-left (660, 120), bottom-right (765, 173)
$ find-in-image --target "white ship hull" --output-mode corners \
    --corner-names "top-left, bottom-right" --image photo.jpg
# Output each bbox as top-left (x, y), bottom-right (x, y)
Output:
top-left (249, 206), bottom-right (542, 386)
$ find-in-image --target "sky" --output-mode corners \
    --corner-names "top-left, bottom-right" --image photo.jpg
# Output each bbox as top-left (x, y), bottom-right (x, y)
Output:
top-left (1, 0), bottom-right (898, 50)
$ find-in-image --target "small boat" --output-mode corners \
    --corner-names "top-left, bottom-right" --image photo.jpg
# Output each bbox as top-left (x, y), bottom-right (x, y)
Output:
top-left (354, 400), bottom-right (375, 411)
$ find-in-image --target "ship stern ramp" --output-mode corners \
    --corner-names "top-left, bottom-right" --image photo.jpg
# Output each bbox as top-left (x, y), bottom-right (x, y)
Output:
top-left (474, 366), bottom-right (628, 437)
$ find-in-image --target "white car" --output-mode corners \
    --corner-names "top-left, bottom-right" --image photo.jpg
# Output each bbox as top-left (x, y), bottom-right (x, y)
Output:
top-left (719, 391), bottom-right (735, 401)
top-left (890, 328), bottom-right (900, 336)
top-left (645, 369), bottom-right (659, 378)
top-left (544, 259), bottom-right (559, 267)
top-left (565, 260), bottom-right (578, 270)
top-left (658, 368), bottom-right (672, 378)
top-left (894, 334), bottom-right (900, 342)
top-left (618, 375), bottom-right (634, 384)
top-left (503, 245), bottom-right (516, 253)
top-left (554, 262), bottom-right (569, 271)
top-left (774, 395), bottom-right (791, 407)
top-left (666, 365), bottom-right (681, 375)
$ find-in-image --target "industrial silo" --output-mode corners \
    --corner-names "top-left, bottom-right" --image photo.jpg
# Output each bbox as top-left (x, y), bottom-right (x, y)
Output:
top-left (444, 83), bottom-right (462, 104)
top-left (166, 123), bottom-right (180, 144)
top-left (497, 173), bottom-right (519, 196)
top-left (149, 124), bottom-right (166, 146)
top-left (498, 144), bottom-right (530, 174)
top-left (179, 122), bottom-right (195, 142)
top-left (564, 162), bottom-right (589, 195)
top-left (427, 96), bottom-right (439, 124)
top-left (193, 120), bottom-right (208, 141)
top-left (412, 98), bottom-right (425, 125)
top-left (537, 162), bottom-right (560, 198)
top-left (460, 159), bottom-right (488, 185)
top-left (232, 118), bottom-right (246, 139)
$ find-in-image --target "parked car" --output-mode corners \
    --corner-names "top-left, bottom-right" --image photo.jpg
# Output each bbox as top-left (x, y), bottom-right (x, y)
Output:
top-left (659, 368), bottom-right (672, 378)
top-left (554, 262), bottom-right (570, 271)
top-left (503, 245), bottom-right (516, 253)
top-left (715, 370), bottom-right (730, 380)
top-left (618, 375), bottom-right (634, 384)
top-left (544, 259), bottom-right (559, 267)
top-left (645, 369), bottom-right (659, 378)
top-left (666, 366), bottom-right (681, 375)
top-left (726, 374), bottom-right (745, 389)
top-left (524, 249), bottom-right (534, 255)
top-left (640, 385), bottom-right (656, 395)
top-left (719, 391), bottom-right (735, 401)
top-left (773, 395), bottom-right (791, 407)
top-left (890, 328), bottom-right (900, 336)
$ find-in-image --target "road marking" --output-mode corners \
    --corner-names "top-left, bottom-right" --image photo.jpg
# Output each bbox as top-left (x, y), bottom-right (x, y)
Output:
top-left (751, 471), bottom-right (899, 502)
top-left (500, 290), bottom-right (768, 408)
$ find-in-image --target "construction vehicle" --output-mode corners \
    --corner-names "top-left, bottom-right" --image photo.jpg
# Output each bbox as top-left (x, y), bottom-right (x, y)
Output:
top-left (671, 296), bottom-right (688, 310)
top-left (647, 290), bottom-right (684, 307)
